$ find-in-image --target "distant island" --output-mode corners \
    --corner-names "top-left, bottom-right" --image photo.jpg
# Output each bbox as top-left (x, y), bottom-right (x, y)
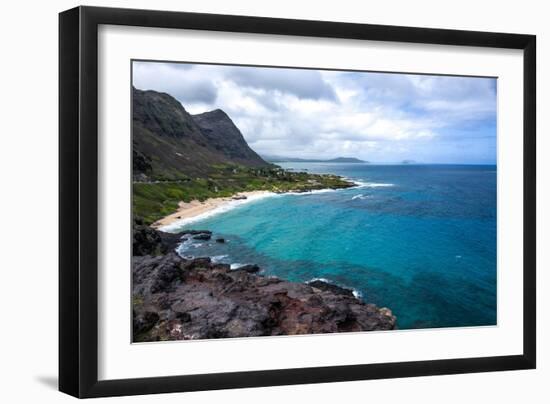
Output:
top-left (263, 155), bottom-right (368, 164)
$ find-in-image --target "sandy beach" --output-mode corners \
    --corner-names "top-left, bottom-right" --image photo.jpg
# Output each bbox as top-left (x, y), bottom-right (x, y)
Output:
top-left (151, 190), bottom-right (272, 229)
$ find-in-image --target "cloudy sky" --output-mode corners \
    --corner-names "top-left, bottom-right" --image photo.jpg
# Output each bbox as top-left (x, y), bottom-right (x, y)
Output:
top-left (133, 61), bottom-right (497, 164)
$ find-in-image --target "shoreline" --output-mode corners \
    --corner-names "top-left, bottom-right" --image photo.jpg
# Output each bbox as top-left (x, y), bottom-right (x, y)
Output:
top-left (152, 179), bottom-right (366, 231)
top-left (151, 190), bottom-right (274, 230)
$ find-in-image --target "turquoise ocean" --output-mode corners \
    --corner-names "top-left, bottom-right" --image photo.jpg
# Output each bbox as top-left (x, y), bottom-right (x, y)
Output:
top-left (165, 163), bottom-right (497, 330)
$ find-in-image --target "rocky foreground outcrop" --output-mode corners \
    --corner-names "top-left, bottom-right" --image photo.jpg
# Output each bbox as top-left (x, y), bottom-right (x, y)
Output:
top-left (132, 226), bottom-right (396, 342)
top-left (132, 216), bottom-right (184, 256)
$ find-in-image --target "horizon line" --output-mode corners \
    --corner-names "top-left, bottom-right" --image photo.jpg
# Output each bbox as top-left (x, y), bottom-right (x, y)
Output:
top-left (267, 160), bottom-right (497, 166)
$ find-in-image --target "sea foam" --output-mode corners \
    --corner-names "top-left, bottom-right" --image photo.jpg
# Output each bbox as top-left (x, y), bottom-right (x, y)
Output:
top-left (211, 255), bottom-right (229, 263)
top-left (353, 180), bottom-right (394, 188)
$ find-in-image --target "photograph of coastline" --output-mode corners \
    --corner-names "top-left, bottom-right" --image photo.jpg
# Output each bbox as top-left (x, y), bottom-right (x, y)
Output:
top-left (131, 61), bottom-right (497, 342)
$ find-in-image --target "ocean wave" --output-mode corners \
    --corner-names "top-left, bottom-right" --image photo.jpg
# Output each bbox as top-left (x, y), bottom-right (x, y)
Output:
top-left (351, 193), bottom-right (370, 200)
top-left (211, 255), bottom-right (229, 263)
top-left (306, 277), bottom-right (331, 284)
top-left (304, 188), bottom-right (337, 195)
top-left (177, 250), bottom-right (195, 259)
top-left (175, 238), bottom-right (194, 256)
top-left (352, 290), bottom-right (363, 299)
top-left (282, 188), bottom-right (337, 196)
top-left (353, 180), bottom-right (394, 188)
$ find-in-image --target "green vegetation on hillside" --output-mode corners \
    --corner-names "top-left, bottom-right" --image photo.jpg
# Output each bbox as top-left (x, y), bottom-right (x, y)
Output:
top-left (133, 164), bottom-right (353, 224)
top-left (131, 89), bottom-right (356, 225)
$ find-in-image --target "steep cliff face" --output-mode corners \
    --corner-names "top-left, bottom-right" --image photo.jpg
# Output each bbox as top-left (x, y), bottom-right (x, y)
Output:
top-left (193, 109), bottom-right (267, 167)
top-left (133, 87), bottom-right (206, 141)
top-left (132, 88), bottom-right (269, 180)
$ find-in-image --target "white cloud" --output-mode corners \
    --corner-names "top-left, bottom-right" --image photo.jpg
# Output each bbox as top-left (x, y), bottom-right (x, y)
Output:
top-left (132, 62), bottom-right (497, 163)
top-left (227, 66), bottom-right (337, 101)
top-left (133, 62), bottom-right (218, 104)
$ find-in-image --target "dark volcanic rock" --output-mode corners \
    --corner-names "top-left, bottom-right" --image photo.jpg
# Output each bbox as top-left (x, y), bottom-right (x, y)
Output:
top-left (133, 219), bottom-right (165, 256)
top-left (181, 257), bottom-right (211, 270)
top-left (133, 311), bottom-right (160, 336)
top-left (133, 217), bottom-right (185, 256)
top-left (133, 253), bottom-right (184, 294)
top-left (181, 230), bottom-right (212, 236)
top-left (307, 280), bottom-right (355, 297)
top-left (132, 251), bottom-right (396, 342)
top-left (234, 264), bottom-right (261, 274)
top-left (193, 233), bottom-right (212, 241)
top-left (158, 231), bottom-right (185, 252)
top-left (215, 238), bottom-right (225, 243)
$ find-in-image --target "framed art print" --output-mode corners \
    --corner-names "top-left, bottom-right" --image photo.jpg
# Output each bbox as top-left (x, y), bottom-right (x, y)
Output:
top-left (59, 6), bottom-right (536, 398)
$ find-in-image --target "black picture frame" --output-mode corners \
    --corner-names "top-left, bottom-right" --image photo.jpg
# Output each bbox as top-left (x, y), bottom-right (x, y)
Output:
top-left (59, 5), bottom-right (536, 398)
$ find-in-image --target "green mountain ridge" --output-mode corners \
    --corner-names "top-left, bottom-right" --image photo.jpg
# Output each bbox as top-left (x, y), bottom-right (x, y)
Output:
top-left (132, 87), bottom-right (269, 181)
